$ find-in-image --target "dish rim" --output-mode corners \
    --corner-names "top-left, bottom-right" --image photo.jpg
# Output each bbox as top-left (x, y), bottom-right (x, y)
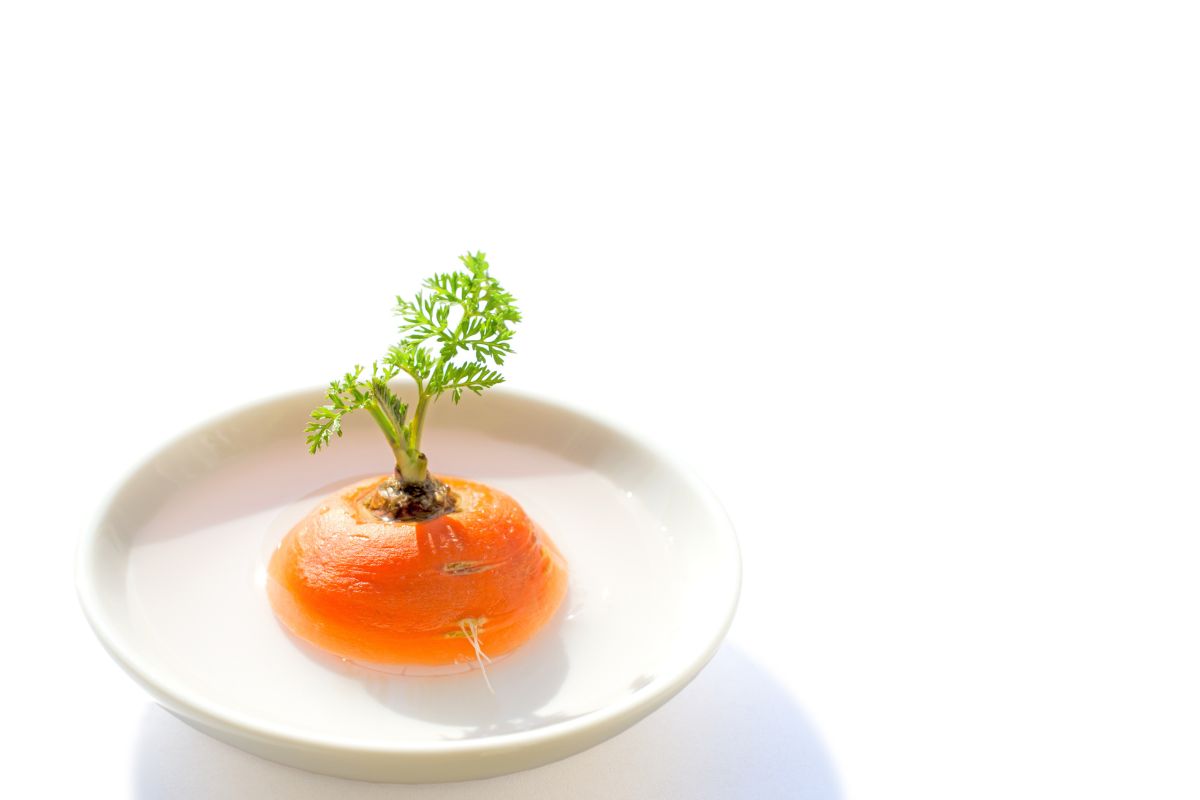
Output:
top-left (75, 385), bottom-right (741, 756)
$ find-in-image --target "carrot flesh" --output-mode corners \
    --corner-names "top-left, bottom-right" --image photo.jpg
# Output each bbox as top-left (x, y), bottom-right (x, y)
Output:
top-left (267, 475), bottom-right (568, 665)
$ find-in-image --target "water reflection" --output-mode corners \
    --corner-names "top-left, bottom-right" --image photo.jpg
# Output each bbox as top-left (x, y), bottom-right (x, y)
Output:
top-left (275, 591), bottom-right (579, 739)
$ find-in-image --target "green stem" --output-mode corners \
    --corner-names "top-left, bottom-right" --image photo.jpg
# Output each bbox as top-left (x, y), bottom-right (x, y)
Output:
top-left (365, 402), bottom-right (399, 449)
top-left (364, 368), bottom-right (442, 485)
top-left (364, 402), bottom-right (409, 473)
top-left (394, 447), bottom-right (428, 483)
top-left (407, 357), bottom-right (442, 466)
top-left (398, 371), bottom-right (429, 484)
top-left (412, 391), bottom-right (432, 452)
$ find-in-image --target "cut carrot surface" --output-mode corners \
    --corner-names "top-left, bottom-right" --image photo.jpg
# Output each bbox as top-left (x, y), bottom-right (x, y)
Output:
top-left (268, 475), bottom-right (568, 666)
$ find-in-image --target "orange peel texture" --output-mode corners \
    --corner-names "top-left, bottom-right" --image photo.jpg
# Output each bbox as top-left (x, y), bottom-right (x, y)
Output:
top-left (268, 475), bottom-right (568, 665)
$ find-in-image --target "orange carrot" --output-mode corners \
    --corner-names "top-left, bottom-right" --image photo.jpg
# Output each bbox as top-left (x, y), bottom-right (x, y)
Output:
top-left (268, 474), bottom-right (567, 665)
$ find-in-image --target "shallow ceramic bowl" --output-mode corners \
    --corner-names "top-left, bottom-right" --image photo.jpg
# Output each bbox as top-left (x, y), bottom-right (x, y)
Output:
top-left (76, 388), bottom-right (740, 782)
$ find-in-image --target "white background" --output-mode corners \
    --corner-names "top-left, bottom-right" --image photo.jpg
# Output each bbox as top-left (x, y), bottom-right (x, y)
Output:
top-left (2, 1), bottom-right (1199, 797)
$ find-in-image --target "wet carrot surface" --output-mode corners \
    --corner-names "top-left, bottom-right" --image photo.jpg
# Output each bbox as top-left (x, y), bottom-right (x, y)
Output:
top-left (268, 475), bottom-right (568, 665)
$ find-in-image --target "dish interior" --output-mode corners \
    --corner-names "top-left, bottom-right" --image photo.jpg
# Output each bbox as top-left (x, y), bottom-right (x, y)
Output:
top-left (88, 391), bottom-right (730, 744)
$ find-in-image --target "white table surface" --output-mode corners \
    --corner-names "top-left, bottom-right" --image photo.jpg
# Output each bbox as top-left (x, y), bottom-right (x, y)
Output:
top-left (3, 2), bottom-right (1199, 797)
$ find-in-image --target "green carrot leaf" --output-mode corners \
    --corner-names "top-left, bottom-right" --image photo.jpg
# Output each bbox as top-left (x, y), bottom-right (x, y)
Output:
top-left (306, 252), bottom-right (520, 483)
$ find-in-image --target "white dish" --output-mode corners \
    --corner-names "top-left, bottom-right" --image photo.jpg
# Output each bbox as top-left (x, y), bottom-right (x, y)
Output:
top-left (77, 387), bottom-right (740, 782)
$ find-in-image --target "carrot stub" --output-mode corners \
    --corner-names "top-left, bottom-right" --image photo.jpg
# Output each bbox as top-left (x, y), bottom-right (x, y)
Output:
top-left (268, 474), bottom-right (568, 665)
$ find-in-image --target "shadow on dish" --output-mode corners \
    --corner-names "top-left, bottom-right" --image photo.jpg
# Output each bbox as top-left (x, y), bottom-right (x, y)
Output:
top-left (132, 644), bottom-right (842, 799)
top-left (361, 617), bottom-right (577, 738)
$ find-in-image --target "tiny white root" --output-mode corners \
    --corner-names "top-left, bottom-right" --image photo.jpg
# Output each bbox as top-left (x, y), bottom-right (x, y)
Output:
top-left (459, 618), bottom-right (495, 694)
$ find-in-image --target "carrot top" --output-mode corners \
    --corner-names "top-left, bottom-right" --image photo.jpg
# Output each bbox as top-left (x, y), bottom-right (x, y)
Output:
top-left (304, 252), bottom-right (520, 520)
